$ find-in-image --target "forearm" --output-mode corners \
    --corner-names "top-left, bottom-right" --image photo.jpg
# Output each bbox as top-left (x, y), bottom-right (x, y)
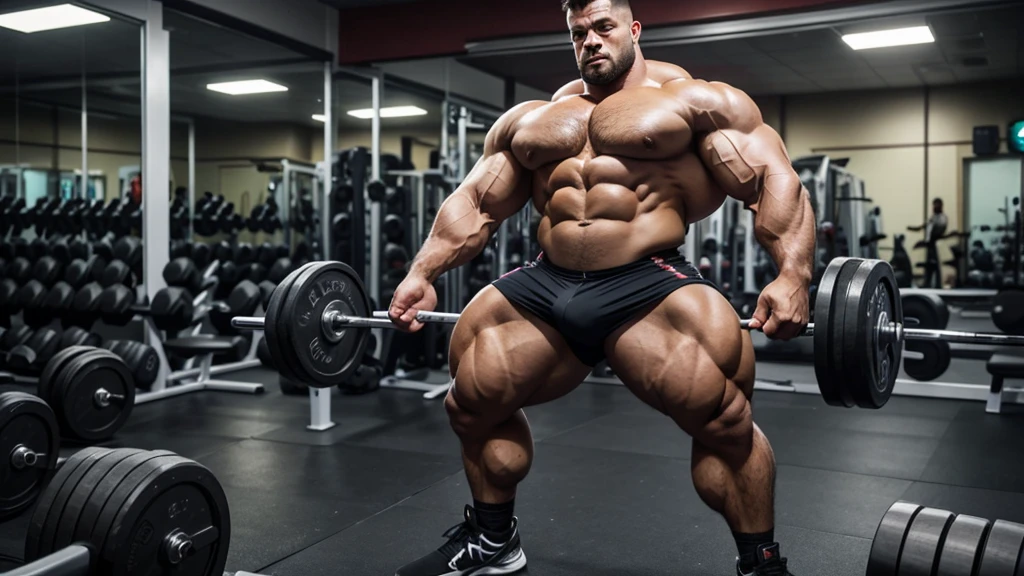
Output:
top-left (409, 191), bottom-right (494, 283)
top-left (753, 174), bottom-right (816, 285)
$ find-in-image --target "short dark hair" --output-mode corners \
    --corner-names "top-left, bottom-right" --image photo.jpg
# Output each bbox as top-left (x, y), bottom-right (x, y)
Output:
top-left (561, 0), bottom-right (631, 14)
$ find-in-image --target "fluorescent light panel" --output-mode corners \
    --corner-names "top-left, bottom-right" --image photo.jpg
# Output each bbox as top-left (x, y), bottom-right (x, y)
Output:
top-left (0, 4), bottom-right (109, 33)
top-left (206, 80), bottom-right (288, 95)
top-left (842, 26), bottom-right (934, 50)
top-left (347, 106), bottom-right (428, 119)
top-left (312, 114), bottom-right (327, 122)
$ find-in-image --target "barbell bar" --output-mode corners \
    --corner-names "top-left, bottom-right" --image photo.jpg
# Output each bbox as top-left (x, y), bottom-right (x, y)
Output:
top-left (233, 258), bottom-right (1024, 407)
top-left (232, 311), bottom-right (1024, 346)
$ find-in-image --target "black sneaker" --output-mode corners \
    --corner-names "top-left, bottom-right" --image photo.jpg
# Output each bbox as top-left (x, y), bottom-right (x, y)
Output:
top-left (395, 505), bottom-right (527, 576)
top-left (736, 543), bottom-right (794, 576)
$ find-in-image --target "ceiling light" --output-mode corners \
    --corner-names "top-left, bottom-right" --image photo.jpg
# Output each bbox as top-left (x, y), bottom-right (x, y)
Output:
top-left (206, 80), bottom-right (288, 95)
top-left (347, 106), bottom-right (428, 119)
top-left (312, 114), bottom-right (327, 122)
top-left (0, 4), bottom-right (109, 33)
top-left (842, 26), bottom-right (934, 50)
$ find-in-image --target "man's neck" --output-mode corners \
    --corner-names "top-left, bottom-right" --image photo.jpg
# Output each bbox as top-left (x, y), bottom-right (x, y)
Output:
top-left (585, 57), bottom-right (648, 101)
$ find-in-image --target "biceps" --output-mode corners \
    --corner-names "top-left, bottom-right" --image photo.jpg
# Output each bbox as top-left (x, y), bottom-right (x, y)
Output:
top-left (465, 150), bottom-right (530, 221)
top-left (697, 124), bottom-right (795, 208)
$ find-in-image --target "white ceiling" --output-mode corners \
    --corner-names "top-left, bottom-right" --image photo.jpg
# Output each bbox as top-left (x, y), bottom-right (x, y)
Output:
top-left (0, 6), bottom-right (443, 130)
top-left (458, 3), bottom-right (1024, 96)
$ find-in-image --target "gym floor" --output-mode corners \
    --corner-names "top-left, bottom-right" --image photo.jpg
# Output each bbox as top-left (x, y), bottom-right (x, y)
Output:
top-left (3, 364), bottom-right (1023, 576)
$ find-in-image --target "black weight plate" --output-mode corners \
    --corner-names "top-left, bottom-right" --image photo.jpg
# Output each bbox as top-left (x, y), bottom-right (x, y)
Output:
top-left (52, 349), bottom-right (120, 437)
top-left (51, 448), bottom-right (146, 553)
top-left (868, 501), bottom-right (924, 576)
top-left (904, 340), bottom-right (952, 382)
top-left (814, 258), bottom-right (859, 408)
top-left (0, 392), bottom-right (60, 522)
top-left (936, 514), bottom-right (991, 576)
top-left (38, 346), bottom-right (95, 409)
top-left (276, 261), bottom-right (323, 385)
top-left (75, 450), bottom-right (175, 551)
top-left (902, 294), bottom-right (950, 330)
top-left (101, 455), bottom-right (231, 576)
top-left (91, 454), bottom-right (184, 562)
top-left (25, 446), bottom-right (111, 561)
top-left (897, 507), bottom-right (956, 576)
top-left (978, 520), bottom-right (1024, 576)
top-left (844, 260), bottom-right (902, 409)
top-left (265, 262), bottom-right (318, 384)
top-left (59, 352), bottom-right (135, 442)
top-left (282, 261), bottom-right (371, 388)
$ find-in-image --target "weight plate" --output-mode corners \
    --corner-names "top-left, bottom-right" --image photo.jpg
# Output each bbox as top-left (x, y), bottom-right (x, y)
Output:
top-left (58, 351), bottom-right (135, 442)
top-left (813, 258), bottom-right (859, 408)
top-left (903, 340), bottom-right (952, 382)
top-left (265, 262), bottom-right (318, 384)
top-left (844, 260), bottom-right (901, 409)
top-left (897, 507), bottom-right (955, 576)
top-left (25, 446), bottom-right (111, 561)
top-left (936, 514), bottom-right (991, 576)
top-left (38, 346), bottom-right (95, 409)
top-left (868, 501), bottom-right (924, 576)
top-left (51, 349), bottom-right (107, 436)
top-left (74, 450), bottom-right (174, 550)
top-left (51, 448), bottom-right (145, 552)
top-left (282, 261), bottom-right (371, 388)
top-left (978, 519), bottom-right (1024, 576)
top-left (90, 454), bottom-right (182, 562)
top-left (0, 392), bottom-right (60, 522)
top-left (101, 455), bottom-right (231, 576)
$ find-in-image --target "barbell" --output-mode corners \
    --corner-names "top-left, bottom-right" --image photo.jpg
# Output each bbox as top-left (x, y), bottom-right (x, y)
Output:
top-left (231, 258), bottom-right (1024, 408)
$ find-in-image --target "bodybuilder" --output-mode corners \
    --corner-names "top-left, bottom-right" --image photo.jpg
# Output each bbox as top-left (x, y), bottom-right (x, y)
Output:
top-left (388, 1), bottom-right (816, 574)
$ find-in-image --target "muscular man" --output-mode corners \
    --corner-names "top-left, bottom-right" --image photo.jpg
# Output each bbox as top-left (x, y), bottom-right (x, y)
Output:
top-left (389, 1), bottom-right (815, 574)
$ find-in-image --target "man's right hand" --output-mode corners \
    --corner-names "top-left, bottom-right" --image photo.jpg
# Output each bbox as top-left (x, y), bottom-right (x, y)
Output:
top-left (388, 274), bottom-right (438, 332)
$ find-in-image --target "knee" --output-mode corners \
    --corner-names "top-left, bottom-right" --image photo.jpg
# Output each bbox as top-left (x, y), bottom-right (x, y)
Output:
top-left (699, 392), bottom-right (754, 466)
top-left (445, 389), bottom-right (481, 438)
top-left (444, 376), bottom-right (507, 439)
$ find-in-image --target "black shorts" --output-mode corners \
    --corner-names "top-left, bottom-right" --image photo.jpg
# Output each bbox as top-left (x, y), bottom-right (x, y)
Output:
top-left (491, 249), bottom-right (717, 366)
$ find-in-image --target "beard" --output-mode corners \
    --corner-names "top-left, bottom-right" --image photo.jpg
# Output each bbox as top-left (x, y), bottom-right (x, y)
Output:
top-left (579, 45), bottom-right (636, 86)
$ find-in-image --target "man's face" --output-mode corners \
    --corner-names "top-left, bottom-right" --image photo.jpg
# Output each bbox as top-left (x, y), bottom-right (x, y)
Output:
top-left (933, 201), bottom-right (943, 214)
top-left (568, 1), bottom-right (638, 86)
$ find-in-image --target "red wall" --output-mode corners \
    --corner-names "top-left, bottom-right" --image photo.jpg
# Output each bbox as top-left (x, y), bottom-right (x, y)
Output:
top-left (338, 0), bottom-right (871, 64)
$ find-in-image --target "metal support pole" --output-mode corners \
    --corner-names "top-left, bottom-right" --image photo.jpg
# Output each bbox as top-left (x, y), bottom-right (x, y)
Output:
top-left (188, 119), bottom-right (195, 238)
top-left (370, 74), bottom-right (382, 306)
top-left (142, 0), bottom-right (170, 314)
top-left (322, 61), bottom-right (333, 261)
top-left (370, 73), bottom-right (383, 355)
top-left (81, 77), bottom-right (87, 199)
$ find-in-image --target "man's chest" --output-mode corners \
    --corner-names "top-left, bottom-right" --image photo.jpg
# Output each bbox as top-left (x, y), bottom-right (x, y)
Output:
top-left (510, 87), bottom-right (695, 171)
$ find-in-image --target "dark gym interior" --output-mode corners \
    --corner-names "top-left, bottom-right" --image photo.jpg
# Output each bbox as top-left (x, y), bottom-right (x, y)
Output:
top-left (0, 1), bottom-right (1023, 576)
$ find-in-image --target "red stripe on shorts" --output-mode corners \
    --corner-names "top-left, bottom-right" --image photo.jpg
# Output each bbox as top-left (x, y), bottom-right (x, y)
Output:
top-left (651, 256), bottom-right (688, 279)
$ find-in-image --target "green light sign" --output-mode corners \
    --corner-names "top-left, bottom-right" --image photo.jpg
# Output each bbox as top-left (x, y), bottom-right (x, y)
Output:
top-left (1010, 120), bottom-right (1024, 154)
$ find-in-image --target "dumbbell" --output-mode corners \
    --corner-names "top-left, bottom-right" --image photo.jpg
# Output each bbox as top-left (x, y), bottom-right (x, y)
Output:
top-left (99, 284), bottom-right (195, 333)
top-left (163, 256), bottom-right (205, 296)
top-left (102, 340), bottom-right (160, 390)
top-left (209, 280), bottom-right (262, 336)
top-left (6, 327), bottom-right (62, 375)
top-left (0, 324), bottom-right (33, 364)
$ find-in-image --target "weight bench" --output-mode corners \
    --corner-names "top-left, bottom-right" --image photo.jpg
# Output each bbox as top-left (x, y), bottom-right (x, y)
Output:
top-left (137, 335), bottom-right (265, 404)
top-left (986, 351), bottom-right (1024, 414)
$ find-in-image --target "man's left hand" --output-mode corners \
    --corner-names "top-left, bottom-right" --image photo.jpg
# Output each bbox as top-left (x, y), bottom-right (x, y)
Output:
top-left (747, 275), bottom-right (810, 340)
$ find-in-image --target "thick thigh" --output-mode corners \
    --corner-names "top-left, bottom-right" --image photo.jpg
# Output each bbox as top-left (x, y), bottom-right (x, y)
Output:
top-left (447, 285), bottom-right (592, 427)
top-left (604, 284), bottom-right (756, 439)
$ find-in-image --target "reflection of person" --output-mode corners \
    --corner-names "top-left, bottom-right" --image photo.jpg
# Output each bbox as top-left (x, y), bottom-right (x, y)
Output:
top-left (388, 1), bottom-right (815, 575)
top-left (908, 198), bottom-right (948, 288)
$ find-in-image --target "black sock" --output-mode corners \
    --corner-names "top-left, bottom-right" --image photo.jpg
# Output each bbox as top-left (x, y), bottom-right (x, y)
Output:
top-left (734, 529), bottom-right (775, 573)
top-left (473, 498), bottom-right (515, 534)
